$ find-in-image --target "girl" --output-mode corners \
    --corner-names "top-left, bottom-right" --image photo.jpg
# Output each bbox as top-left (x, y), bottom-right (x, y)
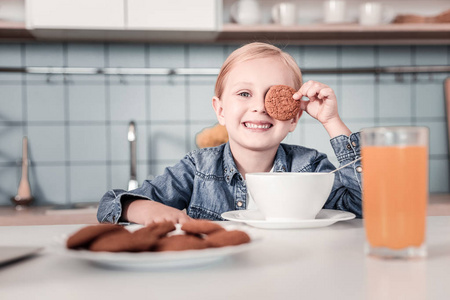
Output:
top-left (97, 42), bottom-right (362, 225)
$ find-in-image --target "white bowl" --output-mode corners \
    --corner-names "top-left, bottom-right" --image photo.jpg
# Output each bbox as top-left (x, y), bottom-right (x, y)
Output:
top-left (246, 172), bottom-right (335, 221)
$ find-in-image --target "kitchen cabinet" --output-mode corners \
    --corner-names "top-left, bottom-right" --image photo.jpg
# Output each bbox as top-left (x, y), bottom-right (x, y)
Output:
top-left (23, 0), bottom-right (221, 42)
top-left (0, 0), bottom-right (448, 44)
top-left (26, 0), bottom-right (124, 29)
top-left (127, 0), bottom-right (221, 31)
top-left (27, 0), bottom-right (221, 31)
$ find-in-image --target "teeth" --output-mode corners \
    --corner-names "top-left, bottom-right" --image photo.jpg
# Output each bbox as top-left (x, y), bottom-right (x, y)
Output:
top-left (245, 123), bottom-right (270, 129)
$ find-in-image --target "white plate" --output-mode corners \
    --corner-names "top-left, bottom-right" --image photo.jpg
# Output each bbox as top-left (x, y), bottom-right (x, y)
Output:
top-left (55, 225), bottom-right (260, 270)
top-left (221, 209), bottom-right (356, 229)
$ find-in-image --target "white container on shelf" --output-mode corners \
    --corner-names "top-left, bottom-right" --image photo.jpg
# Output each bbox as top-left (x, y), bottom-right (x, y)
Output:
top-left (272, 2), bottom-right (297, 26)
top-left (230, 0), bottom-right (261, 25)
top-left (323, 0), bottom-right (346, 23)
top-left (359, 2), bottom-right (395, 26)
top-left (0, 0), bottom-right (25, 22)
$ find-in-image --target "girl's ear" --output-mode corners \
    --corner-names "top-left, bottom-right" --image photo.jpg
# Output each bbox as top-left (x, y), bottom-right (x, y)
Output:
top-left (289, 109), bottom-right (303, 132)
top-left (212, 96), bottom-right (226, 126)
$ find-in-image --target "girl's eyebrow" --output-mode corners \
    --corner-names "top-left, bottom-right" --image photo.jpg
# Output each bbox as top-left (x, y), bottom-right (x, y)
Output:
top-left (231, 82), bottom-right (254, 89)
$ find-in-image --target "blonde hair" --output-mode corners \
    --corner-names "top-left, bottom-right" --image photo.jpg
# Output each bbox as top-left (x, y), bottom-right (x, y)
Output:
top-left (214, 42), bottom-right (302, 98)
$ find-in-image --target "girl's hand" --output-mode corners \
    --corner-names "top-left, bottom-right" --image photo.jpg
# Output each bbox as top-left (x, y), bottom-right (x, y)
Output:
top-left (293, 80), bottom-right (351, 138)
top-left (293, 80), bottom-right (339, 125)
top-left (122, 199), bottom-right (192, 226)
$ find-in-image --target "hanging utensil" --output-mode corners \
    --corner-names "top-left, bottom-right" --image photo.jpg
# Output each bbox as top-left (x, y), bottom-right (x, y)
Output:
top-left (11, 136), bottom-right (34, 209)
top-left (127, 121), bottom-right (139, 191)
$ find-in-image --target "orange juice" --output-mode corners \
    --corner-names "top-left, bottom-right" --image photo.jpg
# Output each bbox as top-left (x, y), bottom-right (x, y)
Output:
top-left (362, 146), bottom-right (428, 250)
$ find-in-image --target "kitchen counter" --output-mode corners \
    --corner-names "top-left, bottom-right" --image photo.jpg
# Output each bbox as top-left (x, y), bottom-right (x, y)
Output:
top-left (1, 193), bottom-right (449, 226)
top-left (1, 217), bottom-right (450, 300)
top-left (0, 206), bottom-right (98, 226)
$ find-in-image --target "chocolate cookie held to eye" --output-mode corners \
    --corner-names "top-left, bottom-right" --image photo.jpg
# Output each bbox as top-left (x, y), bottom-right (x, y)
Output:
top-left (265, 85), bottom-right (300, 121)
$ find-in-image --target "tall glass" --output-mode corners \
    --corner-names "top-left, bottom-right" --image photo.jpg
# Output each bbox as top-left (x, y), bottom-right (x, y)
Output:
top-left (361, 126), bottom-right (429, 258)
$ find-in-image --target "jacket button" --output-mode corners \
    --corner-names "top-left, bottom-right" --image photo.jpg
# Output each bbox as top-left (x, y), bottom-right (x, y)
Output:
top-left (356, 166), bottom-right (363, 173)
top-left (346, 144), bottom-right (352, 150)
top-left (237, 201), bottom-right (243, 207)
top-left (352, 141), bottom-right (357, 147)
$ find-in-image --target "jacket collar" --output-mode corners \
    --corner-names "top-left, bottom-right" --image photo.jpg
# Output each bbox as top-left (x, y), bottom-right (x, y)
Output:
top-left (273, 145), bottom-right (288, 172)
top-left (223, 142), bottom-right (240, 185)
top-left (222, 142), bottom-right (288, 185)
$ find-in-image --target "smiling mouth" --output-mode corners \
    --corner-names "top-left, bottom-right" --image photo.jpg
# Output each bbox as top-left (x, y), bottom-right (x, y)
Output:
top-left (243, 122), bottom-right (273, 129)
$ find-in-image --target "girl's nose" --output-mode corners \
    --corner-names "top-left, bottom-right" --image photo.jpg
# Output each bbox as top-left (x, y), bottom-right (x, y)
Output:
top-left (251, 97), bottom-right (267, 114)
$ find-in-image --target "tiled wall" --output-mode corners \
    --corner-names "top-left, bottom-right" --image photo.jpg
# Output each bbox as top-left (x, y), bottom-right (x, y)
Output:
top-left (0, 43), bottom-right (448, 206)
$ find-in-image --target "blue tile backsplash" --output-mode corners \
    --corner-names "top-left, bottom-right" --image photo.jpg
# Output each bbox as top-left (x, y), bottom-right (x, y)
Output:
top-left (0, 43), bottom-right (449, 206)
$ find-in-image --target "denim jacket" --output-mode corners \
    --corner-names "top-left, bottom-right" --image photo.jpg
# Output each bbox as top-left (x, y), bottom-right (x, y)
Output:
top-left (97, 133), bottom-right (362, 223)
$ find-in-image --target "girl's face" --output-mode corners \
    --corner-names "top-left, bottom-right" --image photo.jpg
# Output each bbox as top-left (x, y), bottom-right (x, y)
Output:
top-left (213, 57), bottom-right (301, 153)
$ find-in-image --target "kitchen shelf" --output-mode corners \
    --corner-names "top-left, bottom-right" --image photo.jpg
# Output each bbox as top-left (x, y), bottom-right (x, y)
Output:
top-left (1, 21), bottom-right (450, 44)
top-left (0, 20), bottom-right (35, 41)
top-left (217, 23), bottom-right (450, 45)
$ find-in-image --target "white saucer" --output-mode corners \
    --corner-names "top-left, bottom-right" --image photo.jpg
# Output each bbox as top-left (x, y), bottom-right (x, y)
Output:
top-left (221, 209), bottom-right (356, 229)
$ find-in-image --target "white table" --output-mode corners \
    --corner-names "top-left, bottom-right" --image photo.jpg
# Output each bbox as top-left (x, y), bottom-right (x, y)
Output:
top-left (1, 217), bottom-right (450, 300)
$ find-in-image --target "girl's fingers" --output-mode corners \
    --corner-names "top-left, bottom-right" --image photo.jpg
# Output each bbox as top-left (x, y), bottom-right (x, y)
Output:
top-left (299, 100), bottom-right (309, 111)
top-left (299, 80), bottom-right (314, 96)
top-left (297, 81), bottom-right (331, 102)
top-left (144, 220), bottom-right (154, 226)
top-left (318, 88), bottom-right (333, 100)
top-left (143, 209), bottom-right (191, 225)
top-left (293, 92), bottom-right (302, 100)
top-left (178, 215), bottom-right (192, 224)
top-left (306, 86), bottom-right (321, 99)
top-left (151, 217), bottom-right (163, 224)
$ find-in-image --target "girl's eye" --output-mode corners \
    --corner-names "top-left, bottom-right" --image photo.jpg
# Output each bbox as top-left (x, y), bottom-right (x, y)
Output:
top-left (238, 92), bottom-right (251, 98)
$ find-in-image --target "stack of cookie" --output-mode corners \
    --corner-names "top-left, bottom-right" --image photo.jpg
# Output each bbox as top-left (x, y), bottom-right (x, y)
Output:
top-left (66, 220), bottom-right (250, 252)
